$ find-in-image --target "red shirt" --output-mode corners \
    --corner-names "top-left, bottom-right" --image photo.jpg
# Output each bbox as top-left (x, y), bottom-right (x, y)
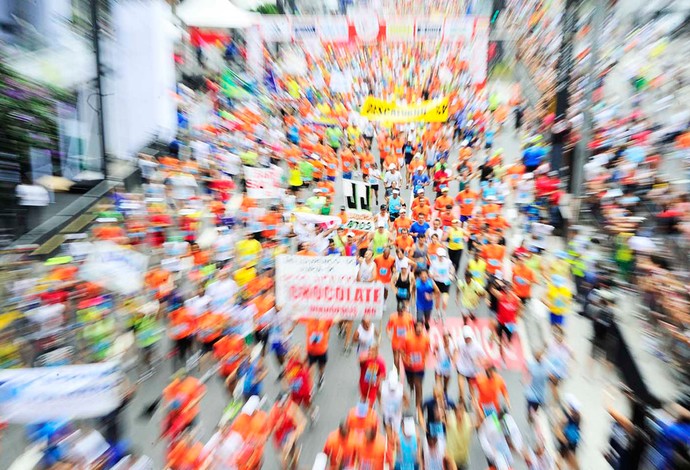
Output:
top-left (496, 293), bottom-right (519, 325)
top-left (285, 358), bottom-right (312, 398)
top-left (359, 356), bottom-right (386, 391)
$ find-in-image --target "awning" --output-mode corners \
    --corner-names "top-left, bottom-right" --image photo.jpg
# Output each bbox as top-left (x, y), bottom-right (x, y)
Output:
top-left (176, 0), bottom-right (260, 28)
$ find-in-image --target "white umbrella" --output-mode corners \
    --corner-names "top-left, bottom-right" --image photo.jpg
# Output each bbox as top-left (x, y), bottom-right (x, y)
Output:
top-left (629, 235), bottom-right (656, 252)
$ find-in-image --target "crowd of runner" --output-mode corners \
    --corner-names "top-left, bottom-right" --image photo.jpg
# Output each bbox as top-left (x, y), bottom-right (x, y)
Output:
top-left (2, 31), bottom-right (690, 470)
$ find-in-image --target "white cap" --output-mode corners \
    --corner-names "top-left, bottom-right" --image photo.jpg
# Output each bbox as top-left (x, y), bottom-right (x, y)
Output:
top-left (416, 166), bottom-right (423, 172)
top-left (389, 163), bottom-right (396, 170)
top-left (403, 417), bottom-right (416, 437)
top-left (347, 232), bottom-right (355, 238)
top-left (462, 325), bottom-right (474, 339)
top-left (437, 248), bottom-right (447, 257)
top-left (400, 208), bottom-right (407, 213)
top-left (441, 186), bottom-right (449, 192)
top-left (392, 189), bottom-right (400, 194)
top-left (377, 221), bottom-right (386, 228)
top-left (241, 395), bottom-right (260, 415)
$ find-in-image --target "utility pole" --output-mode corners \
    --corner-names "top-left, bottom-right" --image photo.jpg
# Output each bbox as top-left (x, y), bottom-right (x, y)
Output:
top-left (571, 0), bottom-right (606, 197)
top-left (90, 0), bottom-right (108, 179)
top-left (550, 0), bottom-right (579, 174)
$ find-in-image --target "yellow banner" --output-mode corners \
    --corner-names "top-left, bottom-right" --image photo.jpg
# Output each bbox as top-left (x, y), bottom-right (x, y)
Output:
top-left (360, 96), bottom-right (449, 123)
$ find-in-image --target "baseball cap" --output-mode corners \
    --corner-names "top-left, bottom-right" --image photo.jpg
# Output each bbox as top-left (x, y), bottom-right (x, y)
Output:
top-left (388, 163), bottom-right (396, 170)
top-left (416, 188), bottom-right (424, 194)
top-left (347, 232), bottom-right (355, 238)
top-left (377, 221), bottom-right (386, 228)
top-left (437, 248), bottom-right (447, 257)
top-left (452, 218), bottom-right (460, 224)
top-left (392, 189), bottom-right (400, 194)
top-left (441, 186), bottom-right (449, 192)
top-left (462, 325), bottom-right (474, 339)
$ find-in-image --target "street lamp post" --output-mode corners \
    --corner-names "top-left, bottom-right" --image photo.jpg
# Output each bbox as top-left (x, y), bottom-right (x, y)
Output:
top-left (90, 0), bottom-right (108, 179)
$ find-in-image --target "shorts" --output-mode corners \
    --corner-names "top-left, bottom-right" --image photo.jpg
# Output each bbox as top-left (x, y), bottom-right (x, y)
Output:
top-left (485, 142), bottom-right (493, 149)
top-left (405, 369), bottom-right (425, 384)
top-left (327, 175), bottom-right (336, 182)
top-left (426, 163), bottom-right (434, 169)
top-left (435, 280), bottom-right (450, 294)
top-left (271, 341), bottom-right (288, 357)
top-left (175, 336), bottom-right (193, 357)
top-left (370, 184), bottom-right (379, 192)
top-left (389, 212), bottom-right (399, 222)
top-left (550, 312), bottom-right (565, 326)
top-left (307, 352), bottom-right (328, 367)
top-left (405, 154), bottom-right (414, 165)
top-left (495, 322), bottom-right (514, 341)
top-left (201, 337), bottom-right (220, 354)
top-left (528, 400), bottom-right (543, 413)
top-left (291, 392), bottom-right (311, 408)
top-left (290, 185), bottom-right (302, 192)
top-left (417, 307), bottom-right (432, 322)
top-left (254, 328), bottom-right (269, 345)
top-left (343, 172), bottom-right (352, 179)
top-left (460, 215), bottom-right (471, 223)
top-left (559, 440), bottom-right (578, 456)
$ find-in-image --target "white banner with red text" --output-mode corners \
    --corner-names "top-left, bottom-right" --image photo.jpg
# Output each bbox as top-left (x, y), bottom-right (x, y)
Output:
top-left (276, 255), bottom-right (383, 319)
top-left (244, 165), bottom-right (284, 199)
top-left (283, 282), bottom-right (385, 320)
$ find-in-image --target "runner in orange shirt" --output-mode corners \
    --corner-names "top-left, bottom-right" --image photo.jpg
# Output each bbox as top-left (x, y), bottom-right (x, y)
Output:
top-left (374, 248), bottom-right (396, 301)
top-left (403, 321), bottom-right (430, 410)
top-left (304, 319), bottom-right (332, 388)
top-left (323, 422), bottom-right (359, 470)
top-left (386, 307), bottom-right (415, 368)
top-left (455, 188), bottom-right (478, 222)
top-left (482, 239), bottom-right (506, 278)
top-left (512, 255), bottom-right (537, 303)
top-left (473, 366), bottom-right (511, 417)
top-left (346, 403), bottom-right (379, 436)
top-left (393, 207), bottom-right (413, 235)
top-left (341, 146), bottom-right (356, 179)
top-left (356, 428), bottom-right (393, 470)
top-left (169, 307), bottom-right (195, 371)
top-left (434, 186), bottom-right (453, 211)
top-left (394, 228), bottom-right (415, 255)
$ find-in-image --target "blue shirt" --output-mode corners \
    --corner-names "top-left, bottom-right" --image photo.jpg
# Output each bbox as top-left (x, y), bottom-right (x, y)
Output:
top-left (412, 174), bottom-right (429, 193)
top-left (485, 130), bottom-right (495, 146)
top-left (389, 196), bottom-right (402, 214)
top-left (410, 222), bottom-right (430, 240)
top-left (523, 146), bottom-right (546, 167)
top-left (416, 278), bottom-right (435, 311)
top-left (654, 422), bottom-right (690, 469)
top-left (525, 360), bottom-right (548, 404)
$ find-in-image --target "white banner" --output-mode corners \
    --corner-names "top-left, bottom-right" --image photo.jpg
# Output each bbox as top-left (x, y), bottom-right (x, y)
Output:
top-left (244, 165), bottom-right (283, 199)
top-left (0, 362), bottom-right (124, 423)
top-left (318, 17), bottom-right (350, 43)
top-left (415, 19), bottom-right (444, 41)
top-left (276, 255), bottom-right (358, 306)
top-left (443, 17), bottom-right (473, 43)
top-left (292, 211), bottom-right (341, 228)
top-left (292, 17), bottom-right (319, 41)
top-left (386, 17), bottom-right (415, 42)
top-left (343, 179), bottom-right (372, 212)
top-left (246, 24), bottom-right (264, 82)
top-left (79, 242), bottom-right (149, 295)
top-left (284, 281), bottom-right (385, 319)
top-left (260, 16), bottom-right (292, 42)
top-left (341, 210), bottom-right (374, 233)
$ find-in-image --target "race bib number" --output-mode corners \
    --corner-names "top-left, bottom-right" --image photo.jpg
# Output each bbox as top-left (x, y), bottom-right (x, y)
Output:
top-left (488, 258), bottom-right (501, 267)
top-left (396, 327), bottom-right (407, 338)
top-left (379, 267), bottom-right (388, 275)
top-left (410, 352), bottom-right (422, 365)
top-left (397, 287), bottom-right (409, 299)
top-left (515, 276), bottom-right (527, 285)
top-left (310, 332), bottom-right (323, 344)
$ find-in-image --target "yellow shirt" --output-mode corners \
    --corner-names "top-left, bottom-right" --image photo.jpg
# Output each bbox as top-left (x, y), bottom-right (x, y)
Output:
top-left (235, 239), bottom-right (262, 267)
top-left (468, 258), bottom-right (487, 285)
top-left (447, 227), bottom-right (466, 251)
top-left (234, 265), bottom-right (257, 287)
top-left (546, 283), bottom-right (572, 315)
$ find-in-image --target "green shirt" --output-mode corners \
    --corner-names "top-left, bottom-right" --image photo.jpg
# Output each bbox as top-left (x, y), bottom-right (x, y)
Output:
top-left (299, 160), bottom-right (315, 181)
top-left (446, 411), bottom-right (473, 465)
top-left (326, 127), bottom-right (342, 149)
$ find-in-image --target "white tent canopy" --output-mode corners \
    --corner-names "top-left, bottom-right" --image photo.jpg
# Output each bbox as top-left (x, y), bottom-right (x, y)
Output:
top-left (177, 0), bottom-right (260, 28)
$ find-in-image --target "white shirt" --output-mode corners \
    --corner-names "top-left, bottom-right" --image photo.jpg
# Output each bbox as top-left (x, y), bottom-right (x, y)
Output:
top-left (430, 257), bottom-right (453, 284)
top-left (375, 213), bottom-right (389, 229)
top-left (379, 381), bottom-right (404, 425)
top-left (455, 339), bottom-right (485, 377)
top-left (426, 228), bottom-right (444, 242)
top-left (384, 170), bottom-right (403, 188)
top-left (423, 439), bottom-right (447, 470)
top-left (356, 324), bottom-right (377, 352)
top-left (206, 279), bottom-right (238, 311)
top-left (358, 260), bottom-right (376, 282)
